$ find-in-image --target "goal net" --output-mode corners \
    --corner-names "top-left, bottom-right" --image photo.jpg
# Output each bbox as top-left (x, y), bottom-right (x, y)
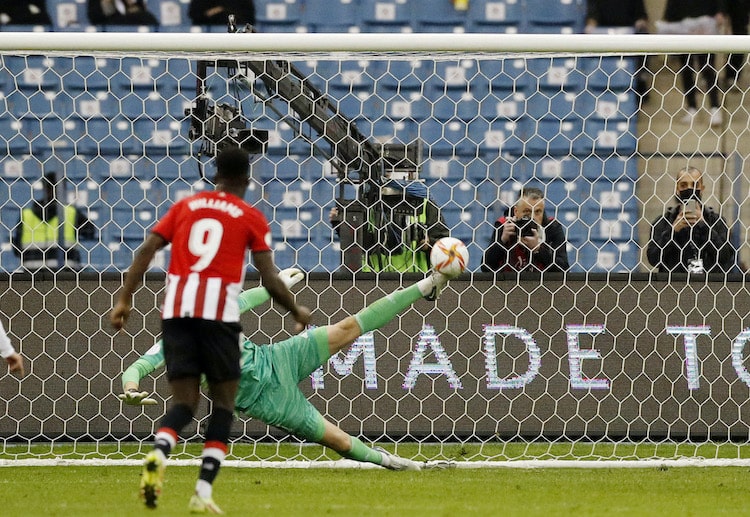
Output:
top-left (1, 32), bottom-right (750, 466)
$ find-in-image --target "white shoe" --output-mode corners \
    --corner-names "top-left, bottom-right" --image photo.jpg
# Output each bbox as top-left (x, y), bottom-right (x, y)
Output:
top-left (188, 493), bottom-right (225, 514)
top-left (709, 108), bottom-right (723, 127)
top-left (424, 271), bottom-right (449, 301)
top-left (680, 108), bottom-right (697, 124)
top-left (374, 446), bottom-right (422, 471)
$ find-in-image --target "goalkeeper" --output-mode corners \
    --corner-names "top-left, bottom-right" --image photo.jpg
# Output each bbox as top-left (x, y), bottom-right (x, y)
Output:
top-left (120, 267), bottom-right (449, 471)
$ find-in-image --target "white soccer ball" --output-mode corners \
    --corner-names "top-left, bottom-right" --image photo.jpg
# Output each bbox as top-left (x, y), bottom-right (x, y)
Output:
top-left (430, 237), bottom-right (469, 278)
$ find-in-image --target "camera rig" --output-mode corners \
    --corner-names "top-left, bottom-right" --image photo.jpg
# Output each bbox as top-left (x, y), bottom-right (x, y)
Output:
top-left (186, 18), bottom-right (423, 270)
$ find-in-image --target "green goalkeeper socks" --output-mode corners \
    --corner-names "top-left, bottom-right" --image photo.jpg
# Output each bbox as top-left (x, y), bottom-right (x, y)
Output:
top-left (342, 436), bottom-right (387, 466)
top-left (354, 284), bottom-right (423, 334)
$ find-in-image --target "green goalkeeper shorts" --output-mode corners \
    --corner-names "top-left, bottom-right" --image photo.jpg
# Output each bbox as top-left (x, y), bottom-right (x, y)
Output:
top-left (235, 327), bottom-right (329, 443)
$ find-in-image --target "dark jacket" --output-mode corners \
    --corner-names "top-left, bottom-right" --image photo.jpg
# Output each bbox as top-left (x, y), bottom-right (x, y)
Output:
top-left (87, 0), bottom-right (159, 25)
top-left (587, 0), bottom-right (647, 27)
top-left (1, 2), bottom-right (52, 25)
top-left (663, 0), bottom-right (726, 22)
top-left (482, 216), bottom-right (569, 273)
top-left (189, 0), bottom-right (255, 25)
top-left (646, 204), bottom-right (735, 273)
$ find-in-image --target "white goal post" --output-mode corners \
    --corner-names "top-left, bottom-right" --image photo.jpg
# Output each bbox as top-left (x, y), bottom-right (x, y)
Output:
top-left (1, 32), bottom-right (750, 467)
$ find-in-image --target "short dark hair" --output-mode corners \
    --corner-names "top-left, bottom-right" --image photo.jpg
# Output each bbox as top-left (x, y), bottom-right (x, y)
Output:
top-left (215, 147), bottom-right (250, 180)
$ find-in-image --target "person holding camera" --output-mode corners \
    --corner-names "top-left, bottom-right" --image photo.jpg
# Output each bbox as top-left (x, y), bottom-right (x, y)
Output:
top-left (647, 166), bottom-right (735, 274)
top-left (481, 187), bottom-right (569, 273)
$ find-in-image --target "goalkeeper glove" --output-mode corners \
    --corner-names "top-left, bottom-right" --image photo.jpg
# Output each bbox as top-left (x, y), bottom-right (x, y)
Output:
top-left (279, 267), bottom-right (305, 290)
top-left (118, 389), bottom-right (158, 406)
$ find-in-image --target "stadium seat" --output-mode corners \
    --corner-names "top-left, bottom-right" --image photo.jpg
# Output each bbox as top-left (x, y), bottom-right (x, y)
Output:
top-left (412, 0), bottom-right (467, 32)
top-left (553, 205), bottom-right (590, 245)
top-left (263, 179), bottom-right (311, 208)
top-left (525, 155), bottom-right (584, 181)
top-left (524, 90), bottom-right (578, 121)
top-left (478, 88), bottom-right (526, 121)
top-left (432, 92), bottom-right (481, 122)
top-left (48, 0), bottom-right (88, 30)
top-left (588, 213), bottom-right (637, 243)
top-left (525, 0), bottom-right (585, 32)
top-left (535, 177), bottom-right (586, 211)
top-left (423, 157), bottom-right (466, 183)
top-left (469, 118), bottom-right (526, 157)
top-left (75, 117), bottom-right (143, 157)
top-left (303, 0), bottom-right (360, 32)
top-left (581, 156), bottom-right (638, 181)
top-left (524, 118), bottom-right (581, 157)
top-left (147, 0), bottom-right (188, 27)
top-left (376, 59), bottom-right (433, 92)
top-left (418, 118), bottom-right (474, 157)
top-left (589, 179), bottom-right (638, 215)
top-left (87, 156), bottom-right (137, 181)
top-left (478, 58), bottom-right (532, 92)
top-left (576, 119), bottom-right (637, 156)
top-left (526, 57), bottom-right (585, 92)
top-left (254, 0), bottom-right (303, 32)
top-left (576, 90), bottom-right (638, 122)
top-left (467, 0), bottom-right (524, 33)
top-left (581, 56), bottom-right (637, 93)
top-left (62, 56), bottom-right (118, 92)
top-left (358, 0), bottom-right (412, 32)
top-left (573, 241), bottom-right (639, 273)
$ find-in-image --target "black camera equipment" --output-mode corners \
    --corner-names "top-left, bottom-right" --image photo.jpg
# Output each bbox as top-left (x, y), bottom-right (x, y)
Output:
top-left (516, 216), bottom-right (538, 238)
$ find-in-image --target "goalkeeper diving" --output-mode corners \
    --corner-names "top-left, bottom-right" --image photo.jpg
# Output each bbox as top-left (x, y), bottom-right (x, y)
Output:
top-left (120, 267), bottom-right (451, 471)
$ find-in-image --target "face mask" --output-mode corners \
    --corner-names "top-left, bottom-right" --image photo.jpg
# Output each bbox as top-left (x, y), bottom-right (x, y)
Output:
top-left (677, 188), bottom-right (702, 202)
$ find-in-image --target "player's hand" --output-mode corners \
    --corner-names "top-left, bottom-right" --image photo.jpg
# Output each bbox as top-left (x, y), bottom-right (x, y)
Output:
top-left (292, 305), bottom-right (312, 333)
top-left (279, 268), bottom-right (305, 290)
top-left (110, 301), bottom-right (131, 331)
top-left (6, 353), bottom-right (25, 378)
top-left (118, 389), bottom-right (158, 406)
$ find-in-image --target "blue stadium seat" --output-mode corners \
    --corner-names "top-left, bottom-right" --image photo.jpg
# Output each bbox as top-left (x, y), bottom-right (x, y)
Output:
top-left (376, 59), bottom-right (433, 92)
top-left (535, 177), bottom-right (587, 211)
top-left (572, 241), bottom-right (639, 273)
top-left (581, 156), bottom-right (638, 181)
top-left (76, 117), bottom-right (143, 157)
top-left (87, 156), bottom-right (137, 181)
top-left (478, 58), bottom-right (532, 92)
top-left (589, 179), bottom-right (638, 215)
top-left (524, 118), bottom-right (581, 157)
top-left (62, 56), bottom-right (118, 92)
top-left (526, 57), bottom-right (585, 92)
top-left (478, 88), bottom-right (526, 121)
top-left (576, 90), bottom-right (638, 122)
top-left (525, 0), bottom-right (585, 32)
top-left (3, 54), bottom-right (62, 92)
top-left (147, 0), bottom-right (189, 27)
top-left (357, 118), bottom-right (418, 145)
top-left (419, 118), bottom-right (474, 157)
top-left (432, 92), bottom-right (481, 122)
top-left (525, 155), bottom-right (584, 181)
top-left (581, 56), bottom-right (637, 92)
top-left (303, 0), bottom-right (360, 31)
top-left (553, 205), bottom-right (590, 245)
top-left (263, 179), bottom-right (311, 208)
top-left (576, 119), bottom-right (637, 156)
top-left (423, 157), bottom-right (466, 183)
top-left (525, 90), bottom-right (578, 121)
top-left (588, 213), bottom-right (637, 243)
top-left (467, 0), bottom-right (524, 33)
top-left (412, 0), bottom-right (467, 32)
top-left (427, 60), bottom-right (480, 95)
top-left (48, 0), bottom-right (88, 30)
top-left (359, 0), bottom-right (412, 32)
top-left (132, 118), bottom-right (191, 157)
top-left (470, 118), bottom-right (525, 157)
top-left (0, 156), bottom-right (43, 181)
top-left (254, 0), bottom-right (303, 32)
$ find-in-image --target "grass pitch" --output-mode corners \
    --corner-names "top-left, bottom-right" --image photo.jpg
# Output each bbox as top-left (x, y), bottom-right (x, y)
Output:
top-left (3, 464), bottom-right (750, 516)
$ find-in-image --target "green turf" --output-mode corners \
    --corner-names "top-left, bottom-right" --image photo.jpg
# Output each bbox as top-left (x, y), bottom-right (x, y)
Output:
top-left (3, 465), bottom-right (750, 516)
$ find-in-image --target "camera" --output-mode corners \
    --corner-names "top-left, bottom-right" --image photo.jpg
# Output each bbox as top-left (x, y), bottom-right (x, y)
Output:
top-left (515, 216), bottom-right (538, 238)
top-left (186, 100), bottom-right (268, 156)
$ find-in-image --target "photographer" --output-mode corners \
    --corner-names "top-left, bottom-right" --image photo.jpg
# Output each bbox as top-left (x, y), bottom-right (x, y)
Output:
top-left (646, 166), bottom-right (735, 274)
top-left (481, 187), bottom-right (569, 273)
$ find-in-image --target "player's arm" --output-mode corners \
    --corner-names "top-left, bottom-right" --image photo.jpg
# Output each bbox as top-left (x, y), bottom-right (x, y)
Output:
top-left (0, 319), bottom-right (23, 378)
top-left (119, 340), bottom-right (167, 406)
top-left (237, 268), bottom-right (305, 314)
top-left (110, 232), bottom-right (168, 331)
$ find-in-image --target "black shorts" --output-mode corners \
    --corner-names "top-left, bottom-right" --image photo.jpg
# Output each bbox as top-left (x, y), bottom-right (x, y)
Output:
top-left (161, 318), bottom-right (242, 384)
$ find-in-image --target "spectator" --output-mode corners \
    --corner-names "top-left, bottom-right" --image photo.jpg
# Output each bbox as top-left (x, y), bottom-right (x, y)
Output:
top-left (659, 0), bottom-right (726, 126)
top-left (0, 2), bottom-right (52, 25)
top-left (189, 0), bottom-right (255, 26)
top-left (12, 173), bottom-right (96, 272)
top-left (482, 187), bottom-right (569, 273)
top-left (0, 318), bottom-right (24, 378)
top-left (725, 0), bottom-right (749, 89)
top-left (87, 0), bottom-right (158, 26)
top-left (647, 166), bottom-right (735, 274)
top-left (584, 0), bottom-right (650, 99)
top-left (330, 173), bottom-right (449, 273)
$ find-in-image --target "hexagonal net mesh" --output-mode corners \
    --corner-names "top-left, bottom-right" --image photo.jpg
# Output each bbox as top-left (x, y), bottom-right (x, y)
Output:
top-left (1, 34), bottom-right (750, 465)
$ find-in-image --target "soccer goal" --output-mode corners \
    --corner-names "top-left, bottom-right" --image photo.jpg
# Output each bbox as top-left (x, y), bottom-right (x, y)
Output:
top-left (1, 31), bottom-right (750, 468)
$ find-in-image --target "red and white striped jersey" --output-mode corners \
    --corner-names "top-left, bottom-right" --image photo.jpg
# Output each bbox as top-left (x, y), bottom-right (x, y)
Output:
top-left (152, 190), bottom-right (272, 322)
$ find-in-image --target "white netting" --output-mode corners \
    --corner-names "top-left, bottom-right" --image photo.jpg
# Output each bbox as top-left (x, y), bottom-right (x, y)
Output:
top-left (1, 30), bottom-right (750, 464)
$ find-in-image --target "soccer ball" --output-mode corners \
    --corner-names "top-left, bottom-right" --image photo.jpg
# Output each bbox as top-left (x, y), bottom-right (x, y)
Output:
top-left (430, 237), bottom-right (469, 278)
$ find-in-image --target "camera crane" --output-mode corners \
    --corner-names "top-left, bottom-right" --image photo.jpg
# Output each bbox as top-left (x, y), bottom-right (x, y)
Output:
top-left (186, 18), bottom-right (422, 270)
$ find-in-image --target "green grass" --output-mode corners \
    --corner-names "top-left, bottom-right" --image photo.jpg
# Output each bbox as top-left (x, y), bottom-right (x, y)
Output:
top-left (3, 465), bottom-right (750, 516)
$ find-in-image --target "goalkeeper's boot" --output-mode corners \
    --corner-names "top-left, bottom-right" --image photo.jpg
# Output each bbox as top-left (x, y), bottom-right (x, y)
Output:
top-left (374, 446), bottom-right (422, 471)
top-left (188, 493), bottom-right (225, 514)
top-left (424, 271), bottom-right (449, 301)
top-left (140, 450), bottom-right (166, 509)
